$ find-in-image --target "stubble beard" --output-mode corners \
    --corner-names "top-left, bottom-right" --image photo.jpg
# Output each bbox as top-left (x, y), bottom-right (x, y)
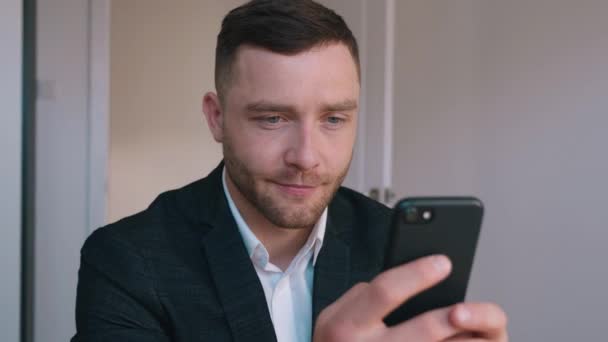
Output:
top-left (223, 139), bottom-right (350, 229)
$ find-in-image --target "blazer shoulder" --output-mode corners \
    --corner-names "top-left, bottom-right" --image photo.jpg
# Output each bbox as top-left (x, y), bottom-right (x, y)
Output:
top-left (82, 209), bottom-right (155, 258)
top-left (330, 187), bottom-right (393, 256)
top-left (83, 173), bottom-right (219, 256)
top-left (332, 186), bottom-right (393, 226)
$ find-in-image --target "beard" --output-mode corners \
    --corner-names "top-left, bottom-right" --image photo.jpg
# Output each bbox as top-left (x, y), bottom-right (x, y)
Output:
top-left (223, 138), bottom-right (350, 229)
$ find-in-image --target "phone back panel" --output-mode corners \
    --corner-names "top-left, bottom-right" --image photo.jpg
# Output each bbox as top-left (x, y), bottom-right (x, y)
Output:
top-left (384, 197), bottom-right (483, 325)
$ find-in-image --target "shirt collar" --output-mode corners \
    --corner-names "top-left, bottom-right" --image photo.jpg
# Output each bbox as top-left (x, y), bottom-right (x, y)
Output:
top-left (222, 168), bottom-right (327, 267)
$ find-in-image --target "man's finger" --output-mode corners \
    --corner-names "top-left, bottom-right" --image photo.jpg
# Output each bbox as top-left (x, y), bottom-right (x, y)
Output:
top-left (385, 307), bottom-right (461, 341)
top-left (449, 302), bottom-right (508, 339)
top-left (348, 254), bottom-right (452, 325)
top-left (319, 282), bottom-right (370, 319)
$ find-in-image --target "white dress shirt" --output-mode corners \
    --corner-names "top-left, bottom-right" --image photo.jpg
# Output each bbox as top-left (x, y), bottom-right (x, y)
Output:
top-left (222, 170), bottom-right (327, 342)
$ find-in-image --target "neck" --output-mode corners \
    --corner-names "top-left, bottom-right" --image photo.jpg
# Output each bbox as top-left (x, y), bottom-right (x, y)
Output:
top-left (225, 173), bottom-right (313, 270)
top-left (255, 225), bottom-right (312, 270)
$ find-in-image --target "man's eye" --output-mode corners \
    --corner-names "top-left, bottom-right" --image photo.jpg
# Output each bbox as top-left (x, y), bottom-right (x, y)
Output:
top-left (326, 116), bottom-right (344, 124)
top-left (264, 116), bottom-right (282, 124)
top-left (324, 116), bottom-right (347, 128)
top-left (255, 115), bottom-right (286, 129)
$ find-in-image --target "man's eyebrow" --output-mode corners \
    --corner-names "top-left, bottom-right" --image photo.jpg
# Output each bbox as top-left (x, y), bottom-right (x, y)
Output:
top-left (246, 101), bottom-right (296, 113)
top-left (321, 99), bottom-right (358, 112)
top-left (245, 99), bottom-right (358, 114)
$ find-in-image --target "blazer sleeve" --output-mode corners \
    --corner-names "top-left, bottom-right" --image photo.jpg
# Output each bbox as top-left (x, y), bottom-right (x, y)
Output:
top-left (71, 227), bottom-right (171, 342)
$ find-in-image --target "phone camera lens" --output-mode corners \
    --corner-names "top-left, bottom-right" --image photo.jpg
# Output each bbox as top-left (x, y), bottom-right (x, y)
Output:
top-left (405, 207), bottom-right (418, 223)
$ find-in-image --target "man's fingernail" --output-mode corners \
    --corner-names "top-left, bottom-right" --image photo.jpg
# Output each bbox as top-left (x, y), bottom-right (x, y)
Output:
top-left (432, 255), bottom-right (450, 273)
top-left (456, 306), bottom-right (471, 323)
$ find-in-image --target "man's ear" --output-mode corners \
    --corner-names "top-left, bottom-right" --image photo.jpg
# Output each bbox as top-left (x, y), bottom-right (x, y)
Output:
top-left (202, 92), bottom-right (224, 143)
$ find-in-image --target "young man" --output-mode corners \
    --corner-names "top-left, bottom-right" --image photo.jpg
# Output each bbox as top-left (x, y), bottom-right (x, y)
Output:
top-left (73, 1), bottom-right (508, 341)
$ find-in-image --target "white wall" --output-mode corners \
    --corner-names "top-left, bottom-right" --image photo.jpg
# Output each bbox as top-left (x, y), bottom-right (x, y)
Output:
top-left (393, 1), bottom-right (608, 340)
top-left (0, 1), bottom-right (23, 341)
top-left (393, 0), bottom-right (482, 196)
top-left (35, 0), bottom-right (91, 341)
top-left (476, 1), bottom-right (608, 339)
top-left (108, 0), bottom-right (244, 222)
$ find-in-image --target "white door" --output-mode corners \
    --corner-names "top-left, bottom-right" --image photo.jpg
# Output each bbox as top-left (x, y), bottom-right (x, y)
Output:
top-left (1, 1), bottom-right (23, 341)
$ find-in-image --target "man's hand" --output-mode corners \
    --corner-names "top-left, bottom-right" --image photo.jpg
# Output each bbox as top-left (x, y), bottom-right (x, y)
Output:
top-left (313, 255), bottom-right (508, 341)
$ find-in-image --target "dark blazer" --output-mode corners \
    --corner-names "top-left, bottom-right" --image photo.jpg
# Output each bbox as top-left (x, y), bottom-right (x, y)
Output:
top-left (72, 163), bottom-right (392, 342)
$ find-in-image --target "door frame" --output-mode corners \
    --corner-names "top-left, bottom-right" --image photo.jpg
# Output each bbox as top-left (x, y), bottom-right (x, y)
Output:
top-left (88, 0), bottom-right (111, 230)
top-left (1, 1), bottom-right (24, 341)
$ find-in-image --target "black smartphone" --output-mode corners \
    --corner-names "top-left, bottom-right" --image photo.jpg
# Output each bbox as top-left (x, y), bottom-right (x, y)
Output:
top-left (383, 197), bottom-right (483, 326)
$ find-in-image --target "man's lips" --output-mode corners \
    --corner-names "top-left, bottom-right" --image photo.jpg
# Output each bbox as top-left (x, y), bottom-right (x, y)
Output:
top-left (273, 181), bottom-right (319, 196)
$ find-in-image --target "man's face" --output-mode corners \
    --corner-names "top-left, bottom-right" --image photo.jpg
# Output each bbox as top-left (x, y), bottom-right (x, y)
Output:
top-left (207, 43), bottom-right (359, 229)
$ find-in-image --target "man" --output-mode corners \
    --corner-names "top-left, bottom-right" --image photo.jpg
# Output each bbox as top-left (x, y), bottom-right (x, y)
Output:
top-left (73, 1), bottom-right (508, 341)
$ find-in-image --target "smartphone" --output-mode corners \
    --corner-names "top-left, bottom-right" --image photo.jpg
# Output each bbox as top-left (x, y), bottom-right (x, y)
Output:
top-left (383, 197), bottom-right (483, 326)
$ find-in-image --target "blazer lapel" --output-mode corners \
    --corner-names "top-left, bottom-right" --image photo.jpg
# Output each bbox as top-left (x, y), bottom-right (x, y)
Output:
top-left (199, 164), bottom-right (277, 342)
top-left (312, 214), bottom-right (351, 324)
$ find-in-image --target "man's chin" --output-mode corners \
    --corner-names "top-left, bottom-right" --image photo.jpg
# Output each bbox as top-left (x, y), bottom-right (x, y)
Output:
top-left (268, 216), bottom-right (320, 230)
top-left (259, 202), bottom-right (325, 229)
top-left (253, 180), bottom-right (338, 228)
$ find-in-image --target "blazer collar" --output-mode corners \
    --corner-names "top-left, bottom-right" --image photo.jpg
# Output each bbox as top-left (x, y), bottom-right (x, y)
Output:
top-left (311, 202), bottom-right (352, 325)
top-left (199, 162), bottom-right (278, 342)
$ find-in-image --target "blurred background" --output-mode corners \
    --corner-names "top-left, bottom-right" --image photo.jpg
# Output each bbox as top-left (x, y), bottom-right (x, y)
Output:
top-left (3, 0), bottom-right (608, 341)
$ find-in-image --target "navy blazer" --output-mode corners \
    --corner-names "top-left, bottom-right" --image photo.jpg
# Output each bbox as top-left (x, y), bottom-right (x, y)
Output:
top-left (72, 163), bottom-right (391, 342)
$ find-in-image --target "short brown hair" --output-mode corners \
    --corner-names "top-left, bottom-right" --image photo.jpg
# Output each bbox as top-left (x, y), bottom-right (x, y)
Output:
top-left (215, 0), bottom-right (360, 104)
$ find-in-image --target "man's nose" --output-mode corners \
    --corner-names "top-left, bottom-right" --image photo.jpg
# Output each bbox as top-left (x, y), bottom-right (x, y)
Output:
top-left (284, 124), bottom-right (320, 172)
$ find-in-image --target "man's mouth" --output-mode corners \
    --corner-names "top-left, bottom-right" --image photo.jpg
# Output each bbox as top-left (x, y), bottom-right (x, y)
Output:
top-left (272, 181), bottom-right (319, 197)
